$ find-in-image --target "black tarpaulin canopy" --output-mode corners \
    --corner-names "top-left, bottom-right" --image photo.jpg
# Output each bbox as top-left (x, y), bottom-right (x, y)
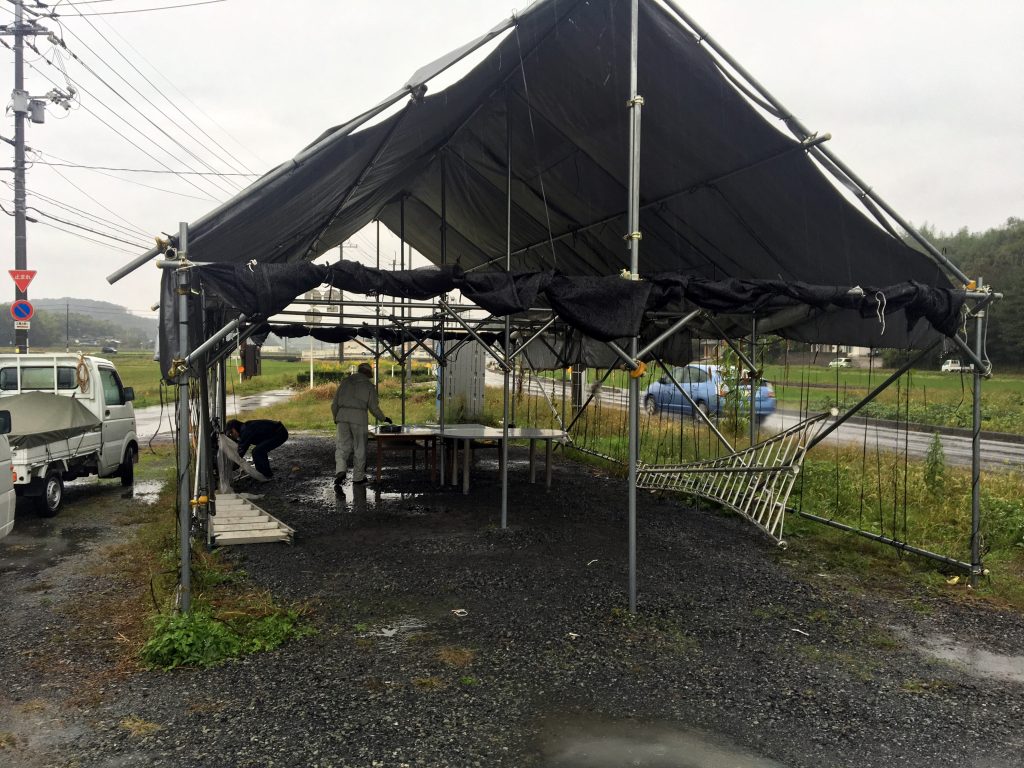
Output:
top-left (131, 0), bottom-right (965, 349)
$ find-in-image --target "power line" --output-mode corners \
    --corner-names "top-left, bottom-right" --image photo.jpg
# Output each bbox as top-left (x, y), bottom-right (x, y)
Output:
top-left (31, 156), bottom-right (154, 235)
top-left (34, 36), bottom-right (241, 196)
top-left (12, 186), bottom-right (151, 242)
top-left (27, 205), bottom-right (151, 247)
top-left (54, 0), bottom-right (228, 17)
top-left (52, 16), bottom-right (250, 188)
top-left (62, 0), bottom-right (260, 177)
top-left (30, 159), bottom-right (258, 176)
top-left (95, 9), bottom-right (265, 169)
top-left (30, 149), bottom-right (213, 200)
top-left (31, 218), bottom-right (143, 255)
top-left (7, 178), bottom-right (152, 239)
top-left (16, 45), bottom-right (221, 200)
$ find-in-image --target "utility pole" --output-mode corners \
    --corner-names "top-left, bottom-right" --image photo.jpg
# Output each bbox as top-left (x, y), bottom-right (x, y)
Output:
top-left (12, 0), bottom-right (29, 353)
top-left (3, 3), bottom-right (71, 353)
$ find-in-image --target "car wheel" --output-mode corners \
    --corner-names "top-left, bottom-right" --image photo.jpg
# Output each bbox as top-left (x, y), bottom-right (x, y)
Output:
top-left (34, 470), bottom-right (63, 517)
top-left (120, 445), bottom-right (137, 487)
top-left (644, 396), bottom-right (657, 415)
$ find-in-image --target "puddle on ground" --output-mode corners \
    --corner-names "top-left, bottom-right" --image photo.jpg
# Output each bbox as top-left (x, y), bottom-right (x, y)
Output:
top-left (300, 482), bottom-right (428, 516)
top-left (358, 617), bottom-right (428, 653)
top-left (0, 523), bottom-right (102, 577)
top-left (541, 718), bottom-right (785, 768)
top-left (916, 633), bottom-right (1024, 685)
top-left (120, 479), bottom-right (163, 504)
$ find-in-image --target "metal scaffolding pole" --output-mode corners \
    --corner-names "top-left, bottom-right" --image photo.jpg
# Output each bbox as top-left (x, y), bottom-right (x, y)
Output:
top-left (175, 222), bottom-right (192, 613)
top-left (626, 0), bottom-right (642, 613)
top-left (502, 88), bottom-right (512, 529)
top-left (400, 197), bottom-right (407, 426)
top-left (970, 278), bottom-right (986, 587)
top-left (750, 316), bottom-right (757, 446)
top-left (438, 153), bottom-right (447, 482)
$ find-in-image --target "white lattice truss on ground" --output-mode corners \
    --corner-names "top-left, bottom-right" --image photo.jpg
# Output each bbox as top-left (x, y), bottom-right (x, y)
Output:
top-left (637, 412), bottom-right (836, 544)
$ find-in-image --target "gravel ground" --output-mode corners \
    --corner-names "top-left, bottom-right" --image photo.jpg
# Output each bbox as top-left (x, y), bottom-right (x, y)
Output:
top-left (1, 433), bottom-right (1023, 767)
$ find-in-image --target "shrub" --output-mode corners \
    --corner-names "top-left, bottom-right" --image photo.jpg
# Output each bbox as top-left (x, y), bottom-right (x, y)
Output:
top-left (924, 432), bottom-right (946, 492)
top-left (140, 607), bottom-right (313, 669)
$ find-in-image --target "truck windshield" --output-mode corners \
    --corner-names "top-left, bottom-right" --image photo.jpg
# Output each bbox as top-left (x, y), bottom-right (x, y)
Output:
top-left (0, 366), bottom-right (78, 391)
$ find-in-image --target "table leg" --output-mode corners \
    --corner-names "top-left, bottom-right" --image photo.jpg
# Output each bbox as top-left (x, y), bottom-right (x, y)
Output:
top-left (462, 438), bottom-right (471, 495)
top-left (545, 439), bottom-right (553, 490)
top-left (376, 437), bottom-right (383, 482)
top-left (529, 439), bottom-right (537, 484)
top-left (451, 440), bottom-right (459, 487)
top-left (430, 437), bottom-right (437, 484)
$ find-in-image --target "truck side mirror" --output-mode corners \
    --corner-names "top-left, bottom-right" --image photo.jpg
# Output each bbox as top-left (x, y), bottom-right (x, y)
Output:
top-left (123, 386), bottom-right (135, 403)
top-left (0, 410), bottom-right (9, 435)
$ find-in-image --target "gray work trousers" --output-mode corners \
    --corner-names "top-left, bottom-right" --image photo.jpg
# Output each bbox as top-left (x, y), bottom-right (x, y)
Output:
top-left (335, 420), bottom-right (369, 481)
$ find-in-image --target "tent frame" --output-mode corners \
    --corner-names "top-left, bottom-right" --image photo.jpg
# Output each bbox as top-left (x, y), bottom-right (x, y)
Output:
top-left (116, 0), bottom-right (1003, 614)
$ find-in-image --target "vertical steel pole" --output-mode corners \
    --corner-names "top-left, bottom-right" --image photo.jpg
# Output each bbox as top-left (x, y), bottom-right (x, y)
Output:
top-left (400, 197), bottom-right (407, 426)
top-left (970, 279), bottom-right (985, 587)
top-left (626, 0), bottom-right (643, 613)
top-left (749, 316), bottom-right (757, 446)
top-left (216, 356), bottom-right (229, 493)
top-left (375, 221), bottom-right (381, 383)
top-left (13, 0), bottom-right (28, 353)
top-left (502, 89), bottom-right (512, 529)
top-left (176, 222), bottom-right (192, 612)
top-left (438, 153), bottom-right (447, 482)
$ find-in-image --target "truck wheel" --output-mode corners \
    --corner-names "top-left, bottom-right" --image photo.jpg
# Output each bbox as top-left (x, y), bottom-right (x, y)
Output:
top-left (120, 445), bottom-right (137, 487)
top-left (34, 471), bottom-right (64, 517)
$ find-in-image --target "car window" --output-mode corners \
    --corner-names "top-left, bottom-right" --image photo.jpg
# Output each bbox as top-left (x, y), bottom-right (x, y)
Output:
top-left (98, 368), bottom-right (125, 406)
top-left (689, 367), bottom-right (709, 384)
top-left (0, 366), bottom-right (78, 390)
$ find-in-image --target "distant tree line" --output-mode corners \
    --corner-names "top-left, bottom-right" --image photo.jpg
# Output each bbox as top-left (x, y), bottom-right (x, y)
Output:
top-left (0, 304), bottom-right (151, 349)
top-left (916, 217), bottom-right (1024, 368)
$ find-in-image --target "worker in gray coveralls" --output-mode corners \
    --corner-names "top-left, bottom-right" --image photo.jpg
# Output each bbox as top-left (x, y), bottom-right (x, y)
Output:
top-left (331, 362), bottom-right (391, 489)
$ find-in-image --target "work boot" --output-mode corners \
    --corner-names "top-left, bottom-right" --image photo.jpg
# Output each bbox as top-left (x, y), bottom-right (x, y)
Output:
top-left (333, 472), bottom-right (345, 489)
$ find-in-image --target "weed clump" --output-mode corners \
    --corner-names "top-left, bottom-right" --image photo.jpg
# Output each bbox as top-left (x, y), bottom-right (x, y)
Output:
top-left (141, 606), bottom-right (313, 670)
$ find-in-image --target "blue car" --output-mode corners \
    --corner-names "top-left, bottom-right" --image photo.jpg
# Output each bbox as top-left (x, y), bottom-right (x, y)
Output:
top-left (643, 364), bottom-right (776, 422)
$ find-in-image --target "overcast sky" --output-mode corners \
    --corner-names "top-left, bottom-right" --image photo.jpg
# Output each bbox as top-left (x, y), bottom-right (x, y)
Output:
top-left (2, 0), bottom-right (1021, 320)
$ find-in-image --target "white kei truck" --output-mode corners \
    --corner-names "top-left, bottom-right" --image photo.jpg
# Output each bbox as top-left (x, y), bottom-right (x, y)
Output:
top-left (0, 354), bottom-right (138, 519)
top-left (0, 412), bottom-right (15, 539)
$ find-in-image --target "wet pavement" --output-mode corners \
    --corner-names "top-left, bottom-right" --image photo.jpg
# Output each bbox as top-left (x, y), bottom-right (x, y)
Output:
top-left (132, 388), bottom-right (294, 443)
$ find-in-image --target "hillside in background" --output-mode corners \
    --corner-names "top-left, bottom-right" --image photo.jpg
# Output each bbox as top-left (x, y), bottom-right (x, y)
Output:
top-left (1, 297), bottom-right (157, 350)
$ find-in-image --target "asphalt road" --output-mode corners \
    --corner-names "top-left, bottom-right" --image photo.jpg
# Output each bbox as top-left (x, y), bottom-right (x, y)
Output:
top-left (491, 370), bottom-right (1024, 471)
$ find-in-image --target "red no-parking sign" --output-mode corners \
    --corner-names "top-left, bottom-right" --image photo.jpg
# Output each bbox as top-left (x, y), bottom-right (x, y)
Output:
top-left (10, 300), bottom-right (34, 321)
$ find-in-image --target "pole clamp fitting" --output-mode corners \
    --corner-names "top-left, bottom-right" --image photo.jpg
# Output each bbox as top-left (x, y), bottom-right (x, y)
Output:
top-left (624, 231), bottom-right (642, 241)
top-left (629, 360), bottom-right (647, 379)
top-left (626, 95), bottom-right (645, 107)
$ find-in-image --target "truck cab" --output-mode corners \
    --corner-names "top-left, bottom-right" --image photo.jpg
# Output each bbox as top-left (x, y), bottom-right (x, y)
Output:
top-left (0, 354), bottom-right (138, 516)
